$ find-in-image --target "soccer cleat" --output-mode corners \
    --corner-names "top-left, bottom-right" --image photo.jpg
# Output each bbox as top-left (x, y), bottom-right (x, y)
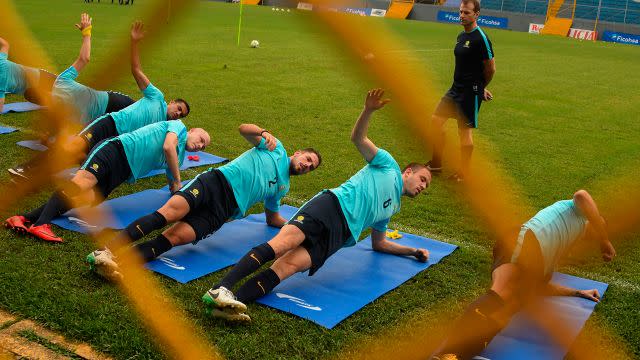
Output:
top-left (207, 308), bottom-right (251, 323)
top-left (447, 172), bottom-right (464, 183)
top-left (7, 165), bottom-right (31, 181)
top-left (425, 161), bottom-right (443, 173)
top-left (202, 286), bottom-right (247, 313)
top-left (27, 224), bottom-right (63, 242)
top-left (86, 248), bottom-right (123, 281)
top-left (5, 215), bottom-right (30, 235)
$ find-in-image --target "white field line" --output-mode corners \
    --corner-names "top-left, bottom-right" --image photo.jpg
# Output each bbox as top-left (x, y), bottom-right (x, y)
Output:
top-left (563, 268), bottom-right (640, 293)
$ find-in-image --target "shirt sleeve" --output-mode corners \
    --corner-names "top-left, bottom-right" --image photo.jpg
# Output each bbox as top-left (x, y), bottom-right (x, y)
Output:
top-left (368, 148), bottom-right (397, 169)
top-left (58, 66), bottom-right (79, 82)
top-left (142, 83), bottom-right (164, 101)
top-left (371, 218), bottom-right (390, 233)
top-left (264, 195), bottom-right (281, 213)
top-left (478, 33), bottom-right (494, 60)
top-left (166, 120), bottom-right (186, 135)
top-left (0, 53), bottom-right (8, 99)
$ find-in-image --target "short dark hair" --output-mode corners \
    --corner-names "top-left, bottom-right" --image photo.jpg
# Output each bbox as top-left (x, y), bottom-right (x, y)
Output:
top-left (302, 148), bottom-right (322, 168)
top-left (174, 98), bottom-right (190, 117)
top-left (403, 162), bottom-right (429, 173)
top-left (461, 0), bottom-right (480, 12)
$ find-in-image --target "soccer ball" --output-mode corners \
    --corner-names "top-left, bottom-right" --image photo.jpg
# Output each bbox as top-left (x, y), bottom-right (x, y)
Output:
top-left (250, 40), bottom-right (260, 48)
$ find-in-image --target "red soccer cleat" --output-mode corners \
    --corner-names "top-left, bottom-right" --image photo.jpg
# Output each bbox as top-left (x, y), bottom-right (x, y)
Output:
top-left (27, 224), bottom-right (63, 243)
top-left (5, 215), bottom-right (30, 235)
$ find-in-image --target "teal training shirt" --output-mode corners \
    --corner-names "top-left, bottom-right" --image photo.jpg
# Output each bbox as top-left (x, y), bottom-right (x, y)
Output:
top-left (218, 137), bottom-right (290, 219)
top-left (523, 199), bottom-right (587, 276)
top-left (119, 120), bottom-right (187, 182)
top-left (0, 53), bottom-right (39, 98)
top-left (330, 148), bottom-right (403, 246)
top-left (52, 66), bottom-right (109, 124)
top-left (110, 83), bottom-right (167, 135)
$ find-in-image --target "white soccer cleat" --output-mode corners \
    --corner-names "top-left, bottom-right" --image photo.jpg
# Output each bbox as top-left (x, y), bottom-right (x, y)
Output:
top-left (202, 286), bottom-right (247, 313)
top-left (86, 248), bottom-right (123, 282)
top-left (208, 308), bottom-right (251, 323)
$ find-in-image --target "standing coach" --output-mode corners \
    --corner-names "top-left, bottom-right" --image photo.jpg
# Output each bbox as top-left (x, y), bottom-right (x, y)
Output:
top-left (426, 0), bottom-right (495, 182)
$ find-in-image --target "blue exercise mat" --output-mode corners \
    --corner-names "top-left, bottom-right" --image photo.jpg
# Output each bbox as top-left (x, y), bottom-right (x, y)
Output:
top-left (17, 140), bottom-right (48, 151)
top-left (141, 151), bottom-right (227, 178)
top-left (479, 272), bottom-right (608, 360)
top-left (256, 231), bottom-right (458, 329)
top-left (1, 102), bottom-right (42, 114)
top-left (51, 188), bottom-right (172, 233)
top-left (0, 126), bottom-right (17, 134)
top-left (145, 205), bottom-right (299, 283)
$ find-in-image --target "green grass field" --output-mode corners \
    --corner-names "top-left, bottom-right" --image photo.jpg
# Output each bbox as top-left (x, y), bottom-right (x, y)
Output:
top-left (1, 1), bottom-right (639, 359)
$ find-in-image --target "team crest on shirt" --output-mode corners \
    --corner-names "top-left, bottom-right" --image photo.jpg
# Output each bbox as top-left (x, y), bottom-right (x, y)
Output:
top-left (190, 188), bottom-right (199, 197)
top-left (91, 163), bottom-right (99, 171)
top-left (86, 133), bottom-right (93, 139)
top-left (293, 215), bottom-right (304, 224)
top-left (464, 40), bottom-right (471, 48)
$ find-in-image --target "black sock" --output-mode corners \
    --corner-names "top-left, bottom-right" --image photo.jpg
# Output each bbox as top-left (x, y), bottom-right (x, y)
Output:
top-left (109, 211), bottom-right (167, 250)
top-left (23, 205), bottom-right (46, 223)
top-left (32, 191), bottom-right (71, 226)
top-left (215, 243), bottom-right (275, 290)
top-left (460, 144), bottom-right (474, 177)
top-left (433, 290), bottom-right (505, 359)
top-left (236, 268), bottom-right (281, 303)
top-left (132, 234), bottom-right (173, 262)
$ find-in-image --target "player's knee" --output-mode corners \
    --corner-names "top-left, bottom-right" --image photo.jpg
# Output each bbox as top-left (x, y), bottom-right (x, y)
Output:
top-left (272, 258), bottom-right (302, 279)
top-left (158, 197), bottom-right (189, 222)
top-left (163, 226), bottom-right (194, 246)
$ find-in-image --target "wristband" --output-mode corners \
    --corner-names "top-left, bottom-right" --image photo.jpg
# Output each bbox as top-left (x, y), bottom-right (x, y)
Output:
top-left (81, 25), bottom-right (92, 37)
top-left (260, 129), bottom-right (269, 137)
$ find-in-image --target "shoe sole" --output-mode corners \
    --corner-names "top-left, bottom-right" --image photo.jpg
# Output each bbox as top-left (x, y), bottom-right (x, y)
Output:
top-left (207, 308), bottom-right (251, 323)
top-left (7, 168), bottom-right (29, 180)
top-left (87, 254), bottom-right (122, 281)
top-left (202, 293), bottom-right (247, 313)
top-left (5, 222), bottom-right (28, 236)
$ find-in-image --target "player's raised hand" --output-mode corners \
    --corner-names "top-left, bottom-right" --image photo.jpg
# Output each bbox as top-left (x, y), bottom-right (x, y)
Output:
top-left (131, 21), bottom-right (145, 42)
top-left (364, 88), bottom-right (391, 112)
top-left (262, 131), bottom-right (277, 151)
top-left (75, 13), bottom-right (92, 32)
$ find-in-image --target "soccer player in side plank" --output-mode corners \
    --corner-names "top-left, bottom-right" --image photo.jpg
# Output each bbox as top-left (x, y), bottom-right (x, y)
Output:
top-left (0, 38), bottom-right (56, 113)
top-left (5, 121), bottom-right (210, 242)
top-left (86, 124), bottom-right (321, 281)
top-left (431, 190), bottom-right (616, 360)
top-left (8, 20), bottom-right (190, 182)
top-left (8, 13), bottom-right (136, 180)
top-left (203, 89), bottom-right (432, 322)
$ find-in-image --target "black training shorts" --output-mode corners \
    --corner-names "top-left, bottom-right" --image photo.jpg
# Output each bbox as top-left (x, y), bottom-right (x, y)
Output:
top-left (105, 91), bottom-right (135, 114)
top-left (79, 115), bottom-right (118, 152)
top-left (174, 169), bottom-right (238, 242)
top-left (80, 139), bottom-right (132, 199)
top-left (288, 191), bottom-right (351, 276)
top-left (433, 83), bottom-right (483, 129)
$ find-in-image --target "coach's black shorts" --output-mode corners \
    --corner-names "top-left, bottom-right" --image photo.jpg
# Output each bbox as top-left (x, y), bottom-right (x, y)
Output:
top-left (174, 169), bottom-right (239, 242)
top-left (288, 191), bottom-right (351, 276)
top-left (105, 91), bottom-right (135, 114)
top-left (433, 83), bottom-right (483, 129)
top-left (79, 115), bottom-right (118, 152)
top-left (80, 139), bottom-right (131, 199)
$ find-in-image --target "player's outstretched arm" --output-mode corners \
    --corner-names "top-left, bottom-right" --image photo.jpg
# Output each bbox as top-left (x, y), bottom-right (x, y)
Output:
top-left (163, 132), bottom-right (182, 193)
top-left (238, 123), bottom-right (277, 150)
top-left (573, 189), bottom-right (616, 261)
top-left (0, 37), bottom-right (9, 54)
top-left (130, 21), bottom-right (151, 91)
top-left (545, 282), bottom-right (600, 302)
top-left (71, 13), bottom-right (92, 73)
top-left (351, 89), bottom-right (390, 162)
top-left (265, 209), bottom-right (287, 228)
top-left (370, 229), bottom-right (428, 262)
